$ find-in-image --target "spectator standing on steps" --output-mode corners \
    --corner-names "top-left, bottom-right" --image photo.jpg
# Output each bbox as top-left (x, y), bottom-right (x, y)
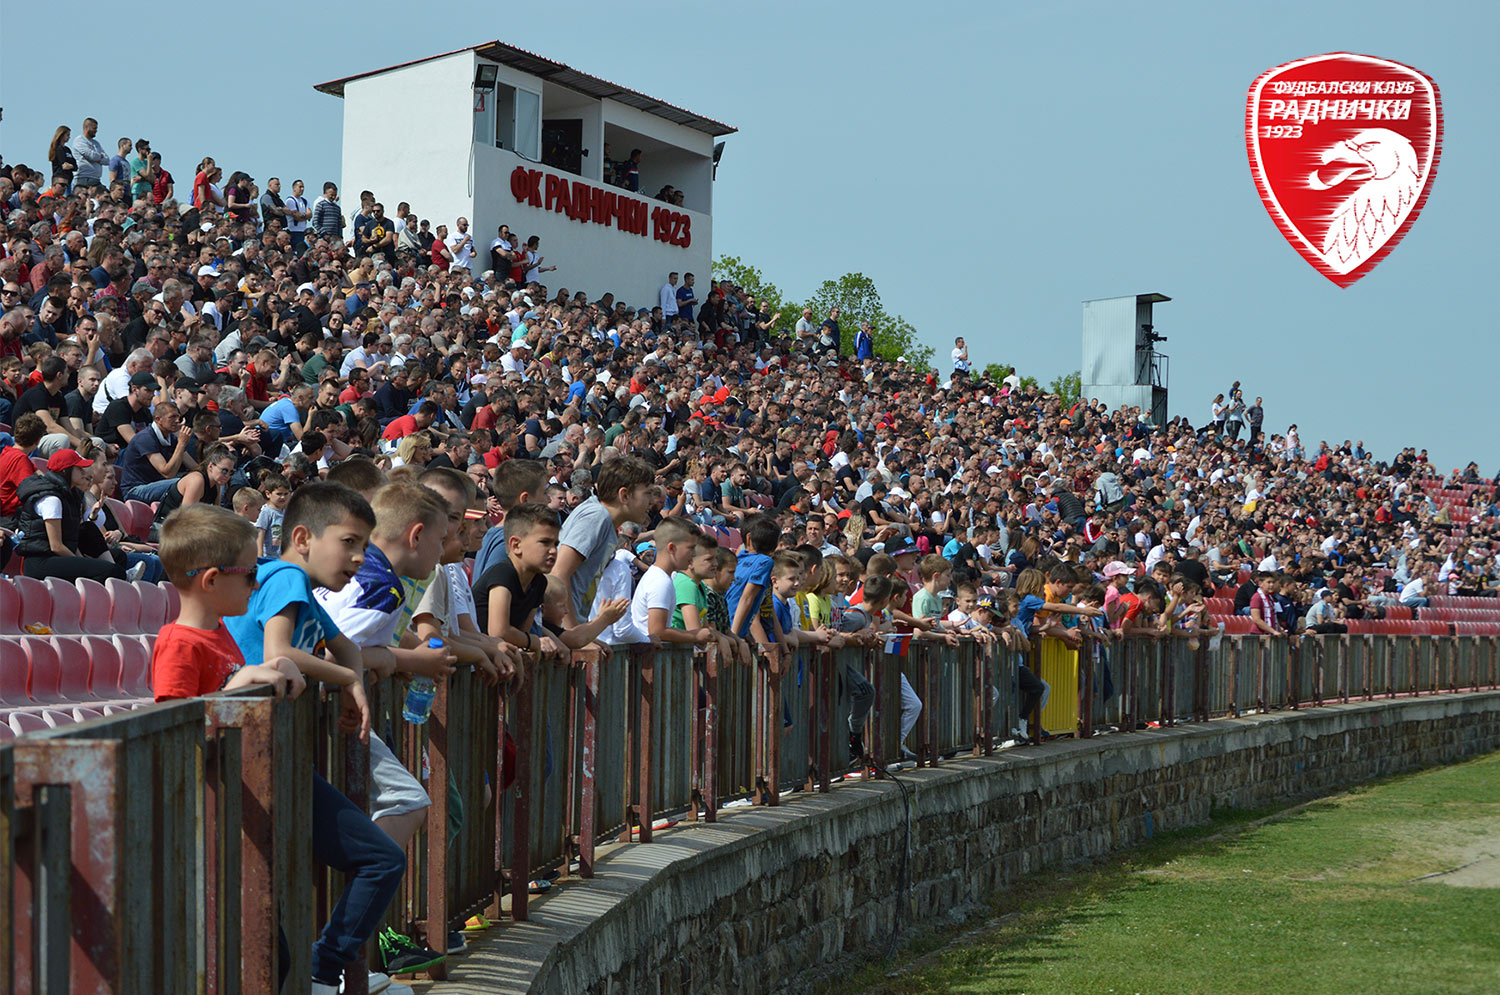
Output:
top-left (1225, 388), bottom-right (1246, 442)
top-left (1247, 396), bottom-right (1264, 446)
top-left (312, 182), bottom-right (345, 239)
top-left (951, 336), bottom-right (971, 376)
top-left (71, 117), bottom-right (108, 190)
top-left (659, 272), bottom-right (679, 320)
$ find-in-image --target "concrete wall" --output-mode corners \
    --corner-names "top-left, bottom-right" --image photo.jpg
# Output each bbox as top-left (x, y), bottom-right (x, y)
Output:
top-left (478, 692), bottom-right (1500, 995)
top-left (340, 51), bottom-right (478, 237)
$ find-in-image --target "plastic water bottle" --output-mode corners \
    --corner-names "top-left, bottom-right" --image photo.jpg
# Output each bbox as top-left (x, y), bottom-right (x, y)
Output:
top-left (402, 638), bottom-right (444, 725)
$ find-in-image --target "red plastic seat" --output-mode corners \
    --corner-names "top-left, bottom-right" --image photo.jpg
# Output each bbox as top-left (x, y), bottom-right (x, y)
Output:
top-left (105, 577), bottom-right (143, 633)
top-left (67, 705), bottom-right (105, 724)
top-left (44, 578), bottom-right (83, 633)
top-left (80, 635), bottom-right (125, 699)
top-left (1383, 605), bottom-right (1413, 620)
top-left (22, 637), bottom-right (66, 704)
top-left (0, 640), bottom-right (31, 706)
top-left (1217, 616), bottom-right (1257, 635)
top-left (1205, 598), bottom-right (1234, 614)
top-left (29, 456), bottom-right (49, 473)
top-left (113, 635), bottom-right (152, 698)
top-left (161, 581), bottom-right (181, 624)
top-left (124, 500), bottom-right (154, 540)
top-left (8, 710), bottom-right (52, 735)
top-left (49, 636), bottom-right (99, 701)
top-left (137, 582), bottom-right (168, 633)
top-left (39, 709), bottom-right (77, 730)
top-left (103, 496), bottom-right (132, 533)
top-left (0, 723), bottom-right (14, 741)
top-left (76, 577), bottom-right (113, 633)
top-left (12, 575), bottom-right (51, 632)
top-left (0, 578), bottom-right (20, 633)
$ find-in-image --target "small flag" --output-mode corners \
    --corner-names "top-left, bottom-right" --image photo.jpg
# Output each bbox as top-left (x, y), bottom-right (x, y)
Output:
top-left (883, 634), bottom-right (911, 657)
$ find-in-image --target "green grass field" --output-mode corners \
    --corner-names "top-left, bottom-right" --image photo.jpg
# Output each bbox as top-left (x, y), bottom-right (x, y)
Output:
top-left (855, 752), bottom-right (1500, 995)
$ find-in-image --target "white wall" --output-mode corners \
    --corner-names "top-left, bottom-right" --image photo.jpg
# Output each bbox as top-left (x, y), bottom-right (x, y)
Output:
top-left (336, 51), bottom-right (718, 303)
top-left (340, 52), bottom-right (478, 235)
top-left (472, 144), bottom-right (711, 308)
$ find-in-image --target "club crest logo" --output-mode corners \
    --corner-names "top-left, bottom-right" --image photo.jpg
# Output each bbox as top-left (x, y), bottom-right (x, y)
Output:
top-left (1245, 53), bottom-right (1442, 287)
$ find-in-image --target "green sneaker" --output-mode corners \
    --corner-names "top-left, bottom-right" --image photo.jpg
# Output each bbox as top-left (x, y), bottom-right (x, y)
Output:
top-left (378, 927), bottom-right (446, 975)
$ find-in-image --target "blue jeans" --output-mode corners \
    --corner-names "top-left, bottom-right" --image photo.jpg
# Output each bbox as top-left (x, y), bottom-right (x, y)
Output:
top-left (125, 552), bottom-right (164, 582)
top-left (123, 477), bottom-right (180, 503)
top-left (309, 774), bottom-right (406, 984)
top-left (845, 663), bottom-right (874, 731)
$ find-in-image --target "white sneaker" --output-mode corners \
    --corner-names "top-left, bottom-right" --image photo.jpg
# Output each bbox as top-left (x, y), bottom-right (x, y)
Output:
top-left (337, 971), bottom-right (405, 995)
top-left (125, 562), bottom-right (146, 582)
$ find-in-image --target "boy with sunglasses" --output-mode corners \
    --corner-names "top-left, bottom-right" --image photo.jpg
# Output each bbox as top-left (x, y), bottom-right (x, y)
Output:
top-left (151, 502), bottom-right (303, 700)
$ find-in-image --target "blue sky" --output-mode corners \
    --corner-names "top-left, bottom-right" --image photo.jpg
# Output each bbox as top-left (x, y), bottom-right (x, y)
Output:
top-left (3, 1), bottom-right (1495, 470)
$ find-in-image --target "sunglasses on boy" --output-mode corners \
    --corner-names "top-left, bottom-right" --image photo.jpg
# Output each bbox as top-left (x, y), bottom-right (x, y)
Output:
top-left (184, 564), bottom-right (259, 579)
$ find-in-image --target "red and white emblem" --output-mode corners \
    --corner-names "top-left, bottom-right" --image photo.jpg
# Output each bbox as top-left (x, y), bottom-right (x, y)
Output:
top-left (1245, 53), bottom-right (1442, 287)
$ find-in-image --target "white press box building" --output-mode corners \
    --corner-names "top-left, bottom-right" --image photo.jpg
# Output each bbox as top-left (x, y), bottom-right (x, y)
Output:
top-left (316, 41), bottom-right (735, 307)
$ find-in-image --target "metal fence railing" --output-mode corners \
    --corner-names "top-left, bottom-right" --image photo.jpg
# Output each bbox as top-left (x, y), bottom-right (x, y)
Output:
top-left (5, 630), bottom-right (1498, 990)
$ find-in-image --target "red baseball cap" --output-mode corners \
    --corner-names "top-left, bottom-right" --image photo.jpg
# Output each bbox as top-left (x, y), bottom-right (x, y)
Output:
top-left (48, 449), bottom-right (94, 473)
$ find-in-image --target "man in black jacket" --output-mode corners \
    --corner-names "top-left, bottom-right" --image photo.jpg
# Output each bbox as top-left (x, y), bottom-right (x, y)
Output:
top-left (1053, 482), bottom-right (1086, 530)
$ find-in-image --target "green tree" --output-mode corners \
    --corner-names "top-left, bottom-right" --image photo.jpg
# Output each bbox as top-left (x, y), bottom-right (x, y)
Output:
top-left (803, 272), bottom-right (934, 369)
top-left (1049, 369), bottom-right (1082, 407)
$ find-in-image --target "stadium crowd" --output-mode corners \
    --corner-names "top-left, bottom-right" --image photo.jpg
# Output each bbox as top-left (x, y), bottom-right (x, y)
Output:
top-left (2, 119), bottom-right (1499, 993)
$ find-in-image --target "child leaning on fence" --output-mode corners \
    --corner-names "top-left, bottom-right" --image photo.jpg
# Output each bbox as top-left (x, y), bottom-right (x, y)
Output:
top-left (220, 481), bottom-right (409, 995)
top-left (673, 531), bottom-right (750, 665)
top-left (411, 468), bottom-right (517, 685)
top-left (151, 504), bottom-right (304, 701)
top-left (310, 482), bottom-right (459, 975)
top-left (475, 500), bottom-right (568, 656)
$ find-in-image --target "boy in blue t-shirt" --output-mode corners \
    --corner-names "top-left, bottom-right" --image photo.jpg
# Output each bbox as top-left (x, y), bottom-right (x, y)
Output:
top-left (223, 481), bottom-right (407, 994)
top-left (726, 516), bottom-right (783, 645)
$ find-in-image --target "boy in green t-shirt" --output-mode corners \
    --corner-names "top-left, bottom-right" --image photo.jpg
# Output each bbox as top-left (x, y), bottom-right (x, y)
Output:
top-left (670, 531), bottom-right (743, 662)
top-left (910, 554), bottom-right (953, 626)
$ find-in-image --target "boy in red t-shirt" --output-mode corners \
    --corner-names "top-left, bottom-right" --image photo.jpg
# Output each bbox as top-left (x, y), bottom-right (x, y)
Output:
top-left (152, 503), bottom-right (304, 701)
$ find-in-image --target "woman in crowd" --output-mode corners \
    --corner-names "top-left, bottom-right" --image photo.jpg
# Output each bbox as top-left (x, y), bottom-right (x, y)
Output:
top-left (150, 444), bottom-right (236, 537)
top-left (13, 448), bottom-right (129, 582)
top-left (47, 125), bottom-right (77, 188)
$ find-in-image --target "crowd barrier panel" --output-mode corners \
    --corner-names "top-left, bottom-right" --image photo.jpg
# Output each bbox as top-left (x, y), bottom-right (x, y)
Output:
top-left (3, 685), bottom-right (320, 995)
top-left (7, 631), bottom-right (1499, 989)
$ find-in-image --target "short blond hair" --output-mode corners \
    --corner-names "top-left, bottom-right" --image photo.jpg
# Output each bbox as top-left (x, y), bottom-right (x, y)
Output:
top-left (159, 504), bottom-right (258, 586)
top-left (231, 487), bottom-right (264, 513)
top-left (370, 481), bottom-right (450, 540)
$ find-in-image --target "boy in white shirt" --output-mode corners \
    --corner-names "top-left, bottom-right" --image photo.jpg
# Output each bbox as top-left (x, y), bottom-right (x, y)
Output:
top-left (590, 539), bottom-right (641, 645)
top-left (629, 518), bottom-right (716, 646)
